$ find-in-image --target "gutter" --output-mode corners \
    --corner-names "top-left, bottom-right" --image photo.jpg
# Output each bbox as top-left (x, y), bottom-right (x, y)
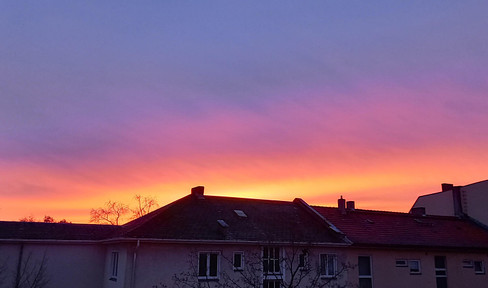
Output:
top-left (130, 240), bottom-right (140, 288)
top-left (100, 237), bottom-right (352, 247)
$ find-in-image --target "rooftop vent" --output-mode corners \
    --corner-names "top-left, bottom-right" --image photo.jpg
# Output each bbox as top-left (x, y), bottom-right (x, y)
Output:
top-left (346, 201), bottom-right (355, 211)
top-left (410, 207), bottom-right (426, 216)
top-left (338, 196), bottom-right (346, 215)
top-left (191, 186), bottom-right (205, 199)
top-left (234, 210), bottom-right (247, 217)
top-left (441, 183), bottom-right (454, 192)
top-left (217, 219), bottom-right (229, 228)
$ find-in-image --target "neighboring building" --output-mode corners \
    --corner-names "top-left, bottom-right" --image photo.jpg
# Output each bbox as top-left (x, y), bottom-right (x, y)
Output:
top-left (313, 197), bottom-right (488, 288)
top-left (1, 184), bottom-right (488, 288)
top-left (411, 180), bottom-right (488, 227)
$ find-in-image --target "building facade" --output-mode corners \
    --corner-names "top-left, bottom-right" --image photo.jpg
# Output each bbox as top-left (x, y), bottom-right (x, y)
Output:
top-left (1, 183), bottom-right (488, 288)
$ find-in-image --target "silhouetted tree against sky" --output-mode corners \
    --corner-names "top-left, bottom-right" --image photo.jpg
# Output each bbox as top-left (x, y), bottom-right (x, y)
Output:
top-left (89, 200), bottom-right (129, 225)
top-left (130, 194), bottom-right (159, 220)
top-left (18, 215), bottom-right (69, 224)
top-left (90, 195), bottom-right (158, 225)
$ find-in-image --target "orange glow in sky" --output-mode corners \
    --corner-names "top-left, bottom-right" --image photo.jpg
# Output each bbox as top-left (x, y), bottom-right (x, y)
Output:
top-left (1, 2), bottom-right (487, 223)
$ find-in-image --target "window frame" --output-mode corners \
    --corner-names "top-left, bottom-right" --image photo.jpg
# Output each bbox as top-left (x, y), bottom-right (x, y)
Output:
top-left (263, 279), bottom-right (282, 288)
top-left (233, 251), bottom-right (244, 271)
top-left (319, 253), bottom-right (337, 278)
top-left (409, 260), bottom-right (421, 275)
top-left (298, 251), bottom-right (309, 271)
top-left (198, 251), bottom-right (220, 280)
top-left (474, 261), bottom-right (485, 275)
top-left (395, 259), bottom-right (408, 267)
top-left (263, 247), bottom-right (282, 275)
top-left (109, 251), bottom-right (119, 281)
top-left (358, 255), bottom-right (373, 288)
top-left (434, 256), bottom-right (447, 288)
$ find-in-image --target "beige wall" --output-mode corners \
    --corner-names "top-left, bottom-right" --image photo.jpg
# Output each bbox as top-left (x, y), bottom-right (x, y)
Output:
top-left (346, 248), bottom-right (488, 288)
top-left (462, 181), bottom-right (488, 226)
top-left (0, 242), bottom-right (106, 288)
top-left (412, 191), bottom-right (455, 216)
top-left (130, 242), bottom-right (350, 288)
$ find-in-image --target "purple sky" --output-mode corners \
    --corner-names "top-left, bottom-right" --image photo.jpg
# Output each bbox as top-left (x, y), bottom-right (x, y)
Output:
top-left (1, 1), bottom-right (487, 223)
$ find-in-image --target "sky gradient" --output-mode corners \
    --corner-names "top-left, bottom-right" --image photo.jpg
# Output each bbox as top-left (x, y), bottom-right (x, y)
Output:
top-left (1, 1), bottom-right (487, 223)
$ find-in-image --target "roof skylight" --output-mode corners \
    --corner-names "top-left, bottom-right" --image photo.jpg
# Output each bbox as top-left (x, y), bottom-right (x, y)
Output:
top-left (217, 219), bottom-right (229, 228)
top-left (234, 210), bottom-right (247, 217)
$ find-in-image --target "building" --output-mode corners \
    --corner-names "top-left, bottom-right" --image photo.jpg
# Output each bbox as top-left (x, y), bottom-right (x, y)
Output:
top-left (411, 180), bottom-right (488, 227)
top-left (1, 184), bottom-right (488, 288)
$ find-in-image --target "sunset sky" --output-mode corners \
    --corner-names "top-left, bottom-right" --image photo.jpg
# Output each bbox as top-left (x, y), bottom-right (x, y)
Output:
top-left (1, 1), bottom-right (487, 223)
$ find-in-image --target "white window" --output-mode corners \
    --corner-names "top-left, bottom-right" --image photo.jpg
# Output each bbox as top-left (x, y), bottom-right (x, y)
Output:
top-left (474, 261), bottom-right (485, 274)
top-left (298, 252), bottom-right (309, 270)
top-left (233, 252), bottom-right (244, 271)
top-left (263, 247), bottom-right (281, 275)
top-left (395, 259), bottom-right (408, 267)
top-left (263, 279), bottom-right (282, 288)
top-left (358, 256), bottom-right (373, 288)
top-left (320, 254), bottom-right (337, 277)
top-left (198, 252), bottom-right (219, 279)
top-left (409, 260), bottom-right (421, 275)
top-left (435, 256), bottom-right (447, 288)
top-left (109, 251), bottom-right (119, 281)
top-left (462, 259), bottom-right (474, 268)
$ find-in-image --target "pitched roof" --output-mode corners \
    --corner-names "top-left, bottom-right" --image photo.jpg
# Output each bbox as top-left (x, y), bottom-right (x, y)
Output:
top-left (312, 206), bottom-right (488, 250)
top-left (121, 194), bottom-right (346, 244)
top-left (0, 221), bottom-right (120, 241)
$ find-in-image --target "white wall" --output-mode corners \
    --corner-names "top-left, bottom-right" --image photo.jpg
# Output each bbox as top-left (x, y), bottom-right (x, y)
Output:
top-left (0, 242), bottom-right (106, 288)
top-left (412, 191), bottom-right (455, 216)
top-left (462, 180), bottom-right (488, 226)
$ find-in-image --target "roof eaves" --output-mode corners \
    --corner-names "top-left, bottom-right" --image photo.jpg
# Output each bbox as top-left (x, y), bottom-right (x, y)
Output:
top-left (100, 237), bottom-right (352, 247)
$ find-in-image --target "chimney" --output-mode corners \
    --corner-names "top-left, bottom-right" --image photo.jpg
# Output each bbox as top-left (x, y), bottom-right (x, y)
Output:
top-left (191, 186), bottom-right (205, 199)
top-left (338, 196), bottom-right (346, 215)
top-left (441, 183), bottom-right (454, 192)
top-left (346, 201), bottom-right (355, 211)
top-left (410, 207), bottom-right (426, 216)
top-left (452, 186), bottom-right (464, 217)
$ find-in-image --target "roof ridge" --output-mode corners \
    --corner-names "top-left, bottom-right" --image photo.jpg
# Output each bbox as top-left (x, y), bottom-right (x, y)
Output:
top-left (311, 205), bottom-right (469, 220)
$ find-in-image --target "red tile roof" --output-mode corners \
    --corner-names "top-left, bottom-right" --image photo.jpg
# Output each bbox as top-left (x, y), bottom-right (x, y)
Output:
top-left (312, 206), bottom-right (488, 250)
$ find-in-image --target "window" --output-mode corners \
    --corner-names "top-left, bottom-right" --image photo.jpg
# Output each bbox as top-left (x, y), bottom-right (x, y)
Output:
top-left (198, 252), bottom-right (219, 279)
top-left (474, 261), bottom-right (485, 274)
top-left (233, 252), bottom-right (244, 271)
top-left (435, 256), bottom-right (447, 288)
top-left (409, 260), bottom-right (421, 275)
top-left (298, 252), bottom-right (308, 270)
top-left (320, 254), bottom-right (337, 277)
top-left (263, 279), bottom-right (282, 288)
top-left (263, 247), bottom-right (281, 275)
top-left (462, 260), bottom-right (474, 268)
top-left (395, 259), bottom-right (408, 267)
top-left (358, 256), bottom-right (373, 288)
top-left (109, 251), bottom-right (119, 281)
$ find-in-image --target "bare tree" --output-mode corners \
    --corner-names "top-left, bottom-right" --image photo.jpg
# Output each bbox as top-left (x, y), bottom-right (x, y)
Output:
top-left (43, 216), bottom-right (55, 223)
top-left (19, 216), bottom-right (36, 222)
top-left (90, 200), bottom-right (129, 225)
top-left (14, 251), bottom-right (50, 288)
top-left (130, 195), bottom-right (159, 219)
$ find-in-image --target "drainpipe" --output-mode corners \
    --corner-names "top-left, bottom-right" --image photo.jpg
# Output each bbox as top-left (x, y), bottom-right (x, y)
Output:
top-left (15, 243), bottom-right (24, 288)
top-left (130, 240), bottom-right (140, 288)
